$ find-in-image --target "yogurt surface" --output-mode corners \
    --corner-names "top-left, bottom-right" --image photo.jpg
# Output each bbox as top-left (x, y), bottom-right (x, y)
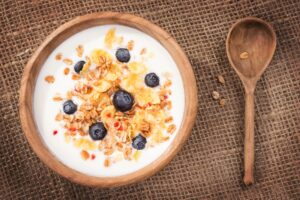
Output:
top-left (34, 25), bottom-right (185, 177)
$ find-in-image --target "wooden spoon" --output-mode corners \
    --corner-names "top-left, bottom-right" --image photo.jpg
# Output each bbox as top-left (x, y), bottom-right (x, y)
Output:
top-left (226, 17), bottom-right (276, 185)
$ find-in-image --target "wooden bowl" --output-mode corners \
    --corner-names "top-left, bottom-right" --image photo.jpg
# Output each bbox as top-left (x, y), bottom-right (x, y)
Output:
top-left (19, 12), bottom-right (197, 187)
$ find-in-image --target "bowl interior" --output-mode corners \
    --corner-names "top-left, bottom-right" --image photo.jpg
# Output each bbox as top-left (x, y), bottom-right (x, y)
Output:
top-left (19, 12), bottom-right (197, 187)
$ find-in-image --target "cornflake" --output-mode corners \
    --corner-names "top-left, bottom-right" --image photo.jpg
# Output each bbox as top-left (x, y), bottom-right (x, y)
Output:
top-left (104, 28), bottom-right (116, 49)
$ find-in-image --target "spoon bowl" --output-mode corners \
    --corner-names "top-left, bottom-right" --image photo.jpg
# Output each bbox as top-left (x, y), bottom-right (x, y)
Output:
top-left (226, 17), bottom-right (276, 185)
top-left (227, 17), bottom-right (276, 83)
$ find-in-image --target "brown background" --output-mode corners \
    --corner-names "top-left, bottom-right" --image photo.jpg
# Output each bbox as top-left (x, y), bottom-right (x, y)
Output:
top-left (0, 0), bottom-right (299, 199)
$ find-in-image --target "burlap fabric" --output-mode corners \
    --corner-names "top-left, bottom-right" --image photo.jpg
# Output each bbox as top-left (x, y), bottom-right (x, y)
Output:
top-left (0, 0), bottom-right (299, 199)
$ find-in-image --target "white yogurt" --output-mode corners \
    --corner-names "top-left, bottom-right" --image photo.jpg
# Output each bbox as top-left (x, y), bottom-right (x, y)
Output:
top-left (33, 25), bottom-right (185, 177)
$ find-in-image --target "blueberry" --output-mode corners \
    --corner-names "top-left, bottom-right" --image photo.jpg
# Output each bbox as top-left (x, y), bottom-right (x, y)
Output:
top-left (63, 100), bottom-right (77, 114)
top-left (112, 89), bottom-right (134, 112)
top-left (145, 73), bottom-right (160, 87)
top-left (89, 122), bottom-right (107, 140)
top-left (115, 48), bottom-right (130, 63)
top-left (74, 60), bottom-right (85, 73)
top-left (132, 134), bottom-right (147, 150)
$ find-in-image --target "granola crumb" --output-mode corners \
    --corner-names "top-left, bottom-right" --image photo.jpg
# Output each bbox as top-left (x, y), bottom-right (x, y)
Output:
top-left (167, 124), bottom-right (176, 134)
top-left (64, 67), bottom-right (70, 75)
top-left (52, 96), bottom-right (63, 102)
top-left (127, 40), bottom-right (134, 50)
top-left (217, 75), bottom-right (225, 84)
top-left (140, 48), bottom-right (147, 55)
top-left (163, 79), bottom-right (172, 87)
top-left (240, 52), bottom-right (249, 59)
top-left (63, 58), bottom-right (73, 65)
top-left (55, 112), bottom-right (63, 121)
top-left (76, 45), bottom-right (84, 57)
top-left (124, 147), bottom-right (132, 160)
top-left (219, 98), bottom-right (226, 107)
top-left (104, 157), bottom-right (111, 167)
top-left (212, 91), bottom-right (220, 100)
top-left (162, 72), bottom-right (173, 79)
top-left (165, 116), bottom-right (173, 123)
top-left (72, 74), bottom-right (81, 80)
top-left (66, 91), bottom-right (73, 99)
top-left (80, 150), bottom-right (90, 160)
top-left (117, 36), bottom-right (124, 45)
top-left (166, 101), bottom-right (172, 110)
top-left (55, 53), bottom-right (62, 60)
top-left (44, 75), bottom-right (55, 83)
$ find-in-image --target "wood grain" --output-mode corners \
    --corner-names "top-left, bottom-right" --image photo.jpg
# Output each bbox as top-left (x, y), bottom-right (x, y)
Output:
top-left (19, 12), bottom-right (198, 187)
top-left (226, 17), bottom-right (276, 185)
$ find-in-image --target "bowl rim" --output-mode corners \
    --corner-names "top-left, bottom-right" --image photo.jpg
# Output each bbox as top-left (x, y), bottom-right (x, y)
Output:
top-left (19, 12), bottom-right (198, 187)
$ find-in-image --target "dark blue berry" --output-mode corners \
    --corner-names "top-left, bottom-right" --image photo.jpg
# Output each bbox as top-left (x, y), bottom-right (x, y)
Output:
top-left (145, 73), bottom-right (160, 87)
top-left (132, 134), bottom-right (147, 150)
top-left (74, 60), bottom-right (85, 73)
top-left (63, 100), bottom-right (77, 114)
top-left (112, 89), bottom-right (134, 112)
top-left (89, 122), bottom-right (107, 140)
top-left (116, 48), bottom-right (130, 63)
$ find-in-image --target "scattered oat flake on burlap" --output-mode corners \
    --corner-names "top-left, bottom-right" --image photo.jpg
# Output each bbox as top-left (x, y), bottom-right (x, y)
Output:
top-left (212, 91), bottom-right (220, 100)
top-left (219, 98), bottom-right (226, 107)
top-left (217, 75), bottom-right (225, 84)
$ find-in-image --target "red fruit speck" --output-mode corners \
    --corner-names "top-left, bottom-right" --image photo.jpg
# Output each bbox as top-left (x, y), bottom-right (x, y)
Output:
top-left (113, 121), bottom-right (120, 128)
top-left (69, 127), bottom-right (76, 132)
top-left (164, 95), bottom-right (168, 100)
top-left (118, 125), bottom-right (123, 131)
top-left (53, 130), bottom-right (58, 135)
top-left (91, 154), bottom-right (96, 160)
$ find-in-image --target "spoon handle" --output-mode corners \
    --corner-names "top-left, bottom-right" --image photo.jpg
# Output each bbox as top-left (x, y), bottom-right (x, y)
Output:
top-left (243, 91), bottom-right (255, 185)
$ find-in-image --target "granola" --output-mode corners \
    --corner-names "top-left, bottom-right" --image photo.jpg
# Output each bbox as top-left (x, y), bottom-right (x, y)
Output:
top-left (52, 28), bottom-right (176, 168)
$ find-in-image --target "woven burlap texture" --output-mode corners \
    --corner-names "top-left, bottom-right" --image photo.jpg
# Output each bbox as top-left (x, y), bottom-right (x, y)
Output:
top-left (0, 0), bottom-right (299, 199)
